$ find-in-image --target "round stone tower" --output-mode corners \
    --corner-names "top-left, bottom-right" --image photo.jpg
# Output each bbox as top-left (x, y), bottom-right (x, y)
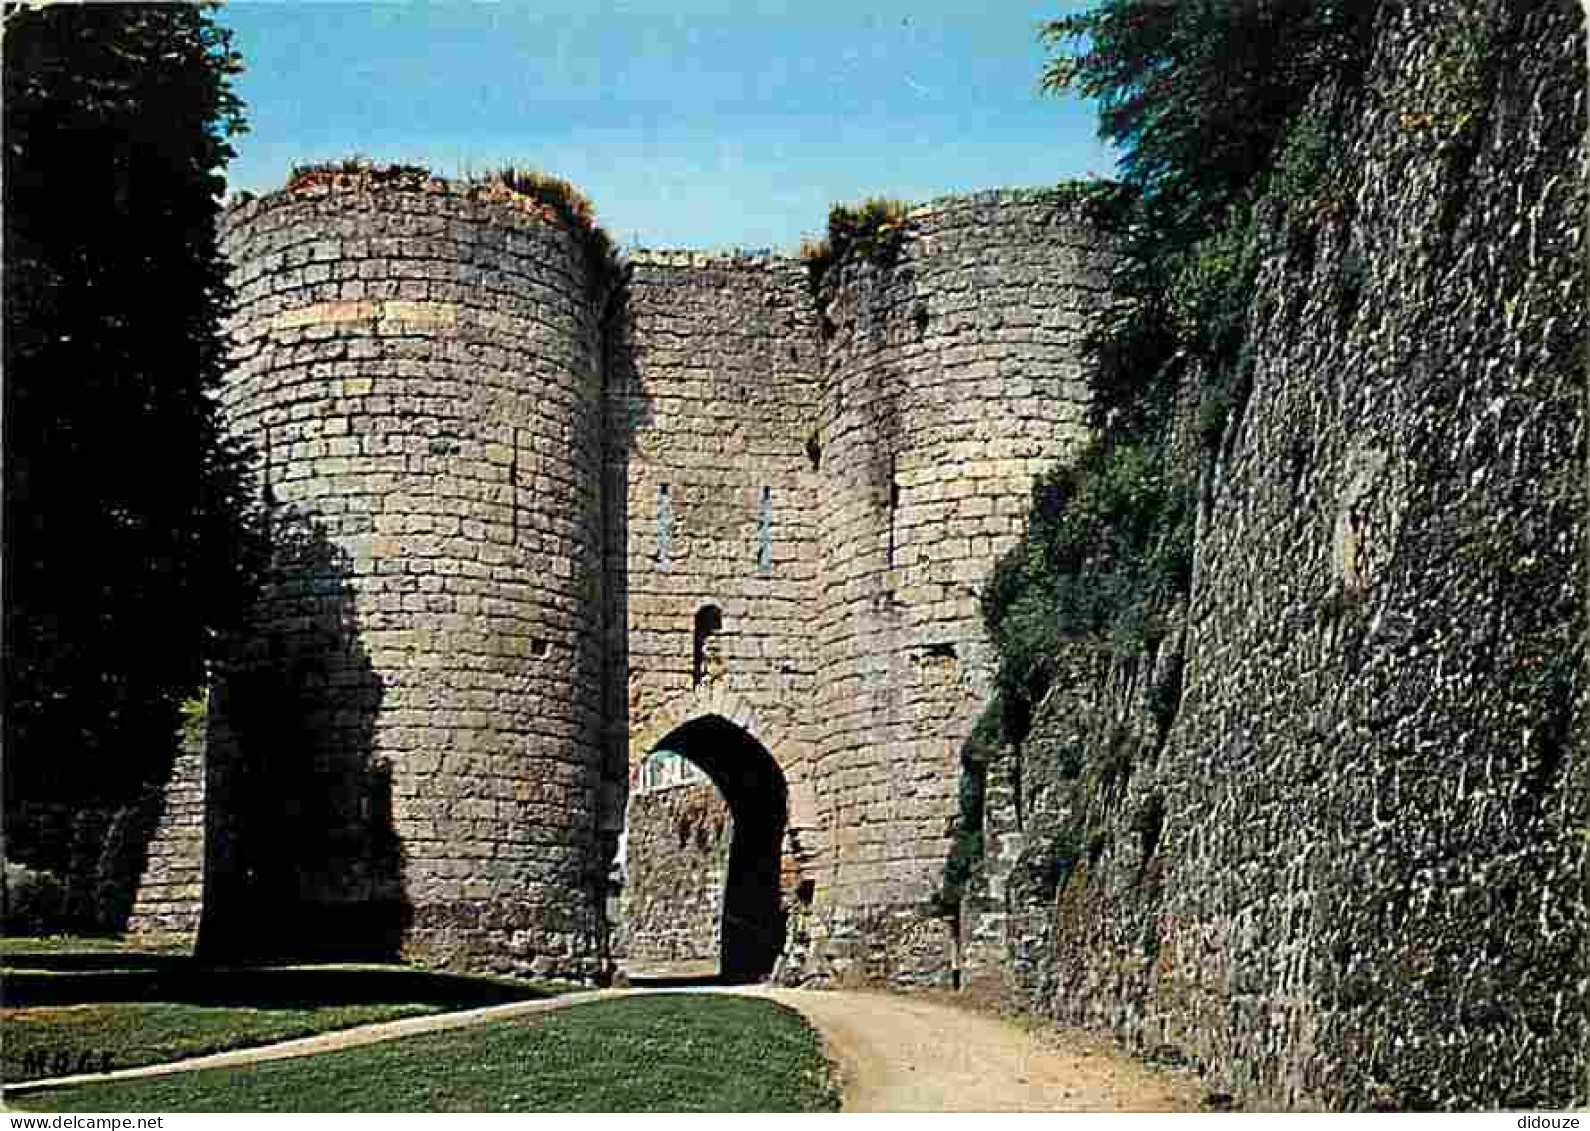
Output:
top-left (812, 190), bottom-right (1119, 966)
top-left (208, 170), bottom-right (610, 976)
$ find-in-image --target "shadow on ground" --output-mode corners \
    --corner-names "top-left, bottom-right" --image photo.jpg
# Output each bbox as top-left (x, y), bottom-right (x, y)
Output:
top-left (3, 950), bottom-right (556, 1010)
top-left (621, 973), bottom-right (736, 989)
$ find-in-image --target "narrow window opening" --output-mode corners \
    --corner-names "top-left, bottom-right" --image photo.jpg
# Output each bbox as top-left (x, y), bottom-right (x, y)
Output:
top-left (655, 484), bottom-right (674, 569)
top-left (261, 424), bottom-right (276, 509)
top-left (509, 427), bottom-right (520, 547)
top-left (693, 604), bottom-right (724, 688)
top-left (756, 485), bottom-right (773, 573)
top-left (886, 461), bottom-right (901, 569)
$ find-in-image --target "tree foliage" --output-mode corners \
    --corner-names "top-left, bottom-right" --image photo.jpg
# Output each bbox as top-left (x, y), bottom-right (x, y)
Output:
top-left (3, 3), bottom-right (260, 802)
top-left (1041, 0), bottom-right (1374, 245)
top-left (973, 3), bottom-right (1382, 734)
top-left (1039, 1), bottom-right (1377, 443)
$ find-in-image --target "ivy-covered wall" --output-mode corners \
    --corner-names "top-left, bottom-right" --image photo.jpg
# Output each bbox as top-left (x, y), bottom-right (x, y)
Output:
top-left (993, 0), bottom-right (1588, 1110)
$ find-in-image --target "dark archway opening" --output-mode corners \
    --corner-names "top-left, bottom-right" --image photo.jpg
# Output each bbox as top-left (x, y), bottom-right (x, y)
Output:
top-left (624, 714), bottom-right (787, 984)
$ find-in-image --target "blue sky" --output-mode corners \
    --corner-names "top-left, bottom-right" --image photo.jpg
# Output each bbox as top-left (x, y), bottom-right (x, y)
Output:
top-left (217, 2), bottom-right (1117, 252)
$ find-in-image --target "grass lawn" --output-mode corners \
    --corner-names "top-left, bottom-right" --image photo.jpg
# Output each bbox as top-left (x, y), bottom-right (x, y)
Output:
top-left (2, 1001), bottom-right (438, 1081)
top-left (10, 994), bottom-right (842, 1113)
top-left (1, 937), bottom-right (561, 1084)
top-left (1, 936), bottom-right (183, 958)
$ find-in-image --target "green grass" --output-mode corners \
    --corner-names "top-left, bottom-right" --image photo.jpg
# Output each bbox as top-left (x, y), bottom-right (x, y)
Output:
top-left (0, 935), bottom-right (179, 958)
top-left (3, 1001), bottom-right (437, 1081)
top-left (12, 995), bottom-right (841, 1113)
top-left (1, 938), bottom-right (562, 1084)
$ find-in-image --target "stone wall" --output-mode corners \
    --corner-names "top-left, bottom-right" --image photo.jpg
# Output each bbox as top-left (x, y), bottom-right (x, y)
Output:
top-left (997, 1), bottom-right (1589, 1110)
top-left (124, 741), bottom-right (207, 941)
top-left (618, 779), bottom-right (731, 966)
top-left (47, 3), bottom-right (1590, 1105)
top-left (604, 250), bottom-right (823, 890)
top-left (957, 743), bottom-right (1023, 1002)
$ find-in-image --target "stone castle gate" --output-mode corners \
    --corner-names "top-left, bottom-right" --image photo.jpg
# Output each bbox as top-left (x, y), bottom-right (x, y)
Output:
top-left (126, 173), bottom-right (1119, 983)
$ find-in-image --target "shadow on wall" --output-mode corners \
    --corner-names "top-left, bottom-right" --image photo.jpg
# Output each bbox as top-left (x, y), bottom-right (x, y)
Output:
top-left (197, 507), bottom-right (404, 962)
top-left (1, 784), bottom-right (170, 937)
top-left (598, 275), bottom-right (652, 966)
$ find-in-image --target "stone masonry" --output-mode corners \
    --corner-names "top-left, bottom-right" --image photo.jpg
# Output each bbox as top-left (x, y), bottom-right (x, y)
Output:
top-left (617, 776), bottom-right (730, 967)
top-left (83, 0), bottom-right (1590, 1109)
top-left (811, 197), bottom-right (1110, 974)
top-left (971, 0), bottom-right (1590, 1111)
top-left (200, 180), bottom-right (610, 972)
top-left (128, 177), bottom-right (1118, 980)
top-left (108, 2), bottom-right (1590, 1094)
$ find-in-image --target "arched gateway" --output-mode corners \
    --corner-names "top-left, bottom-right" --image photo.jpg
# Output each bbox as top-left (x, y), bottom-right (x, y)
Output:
top-left (618, 714), bottom-right (788, 983)
top-left (120, 174), bottom-right (1115, 986)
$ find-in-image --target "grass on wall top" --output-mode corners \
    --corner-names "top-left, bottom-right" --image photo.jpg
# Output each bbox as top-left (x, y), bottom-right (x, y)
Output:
top-left (475, 164), bottom-right (620, 288)
top-left (799, 196), bottom-right (912, 298)
top-left (276, 157), bottom-right (621, 292)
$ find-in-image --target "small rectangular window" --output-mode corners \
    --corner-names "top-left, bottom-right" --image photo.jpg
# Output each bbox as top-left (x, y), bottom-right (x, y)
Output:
top-left (887, 460), bottom-right (901, 568)
top-left (756, 485), bottom-right (773, 573)
top-left (655, 484), bottom-right (673, 569)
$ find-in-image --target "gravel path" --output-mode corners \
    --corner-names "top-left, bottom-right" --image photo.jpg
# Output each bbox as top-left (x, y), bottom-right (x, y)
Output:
top-left (6, 984), bottom-right (1207, 1112)
top-left (737, 987), bottom-right (1206, 1112)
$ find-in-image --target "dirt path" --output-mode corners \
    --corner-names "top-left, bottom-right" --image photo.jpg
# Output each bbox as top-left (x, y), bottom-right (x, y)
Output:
top-left (6, 985), bottom-right (1207, 1112)
top-left (738, 987), bottom-right (1206, 1112)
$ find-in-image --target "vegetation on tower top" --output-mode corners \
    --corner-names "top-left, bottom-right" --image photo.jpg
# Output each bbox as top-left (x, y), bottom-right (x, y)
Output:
top-left (278, 157), bottom-right (621, 293)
